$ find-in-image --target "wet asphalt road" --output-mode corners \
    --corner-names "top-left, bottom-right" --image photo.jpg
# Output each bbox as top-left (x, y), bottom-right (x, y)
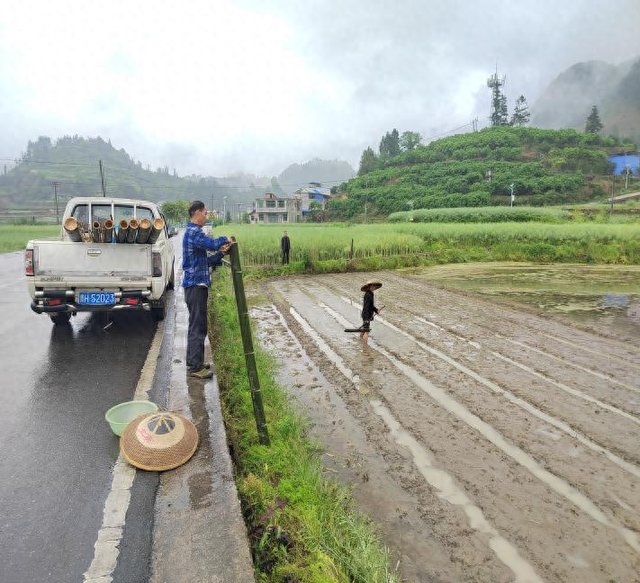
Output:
top-left (0, 251), bottom-right (162, 582)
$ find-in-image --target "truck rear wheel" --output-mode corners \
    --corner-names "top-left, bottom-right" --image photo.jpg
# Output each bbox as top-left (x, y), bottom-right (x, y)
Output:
top-left (49, 313), bottom-right (71, 326)
top-left (151, 295), bottom-right (166, 321)
top-left (167, 264), bottom-right (175, 290)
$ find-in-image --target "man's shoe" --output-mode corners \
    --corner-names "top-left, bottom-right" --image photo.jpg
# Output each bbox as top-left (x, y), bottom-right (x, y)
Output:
top-left (189, 367), bottom-right (213, 379)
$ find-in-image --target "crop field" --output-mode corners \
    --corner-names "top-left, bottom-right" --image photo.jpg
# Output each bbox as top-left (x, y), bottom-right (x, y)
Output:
top-left (251, 270), bottom-right (640, 582)
top-left (220, 222), bottom-right (640, 268)
top-left (0, 225), bottom-right (61, 253)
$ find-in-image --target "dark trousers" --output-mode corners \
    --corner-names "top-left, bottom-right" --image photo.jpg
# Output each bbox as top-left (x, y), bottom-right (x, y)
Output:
top-left (282, 250), bottom-right (290, 265)
top-left (185, 285), bottom-right (208, 371)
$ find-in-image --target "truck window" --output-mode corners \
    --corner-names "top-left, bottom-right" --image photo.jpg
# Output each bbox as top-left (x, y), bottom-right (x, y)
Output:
top-left (135, 207), bottom-right (154, 221)
top-left (114, 205), bottom-right (135, 223)
top-left (112, 205), bottom-right (153, 222)
top-left (72, 204), bottom-right (89, 227)
top-left (92, 205), bottom-right (113, 223)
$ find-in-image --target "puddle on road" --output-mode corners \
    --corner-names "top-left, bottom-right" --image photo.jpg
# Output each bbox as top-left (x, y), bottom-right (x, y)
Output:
top-left (413, 263), bottom-right (640, 337)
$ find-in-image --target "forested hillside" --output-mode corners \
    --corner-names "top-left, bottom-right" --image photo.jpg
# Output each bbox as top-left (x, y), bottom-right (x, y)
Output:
top-left (328, 127), bottom-right (633, 219)
top-left (532, 57), bottom-right (640, 144)
top-left (0, 135), bottom-right (269, 211)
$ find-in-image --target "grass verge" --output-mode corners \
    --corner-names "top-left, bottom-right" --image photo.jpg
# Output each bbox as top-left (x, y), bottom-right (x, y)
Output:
top-left (0, 225), bottom-right (60, 253)
top-left (210, 270), bottom-right (400, 583)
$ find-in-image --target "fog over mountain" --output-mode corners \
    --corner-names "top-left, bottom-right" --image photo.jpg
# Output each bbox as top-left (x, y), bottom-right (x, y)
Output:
top-left (532, 57), bottom-right (640, 143)
top-left (1, 0), bottom-right (639, 176)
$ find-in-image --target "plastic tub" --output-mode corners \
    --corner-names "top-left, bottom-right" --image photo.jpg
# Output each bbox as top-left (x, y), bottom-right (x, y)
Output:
top-left (105, 400), bottom-right (158, 436)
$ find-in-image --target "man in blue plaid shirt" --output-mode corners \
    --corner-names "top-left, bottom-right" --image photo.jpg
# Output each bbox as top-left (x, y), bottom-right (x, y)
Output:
top-left (182, 200), bottom-right (231, 379)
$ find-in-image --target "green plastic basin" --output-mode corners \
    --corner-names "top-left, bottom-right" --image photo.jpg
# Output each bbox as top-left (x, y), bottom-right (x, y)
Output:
top-left (105, 400), bottom-right (158, 436)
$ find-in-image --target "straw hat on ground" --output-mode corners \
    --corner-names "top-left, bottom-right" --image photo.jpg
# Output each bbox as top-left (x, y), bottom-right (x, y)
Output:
top-left (361, 280), bottom-right (383, 292)
top-left (120, 411), bottom-right (198, 471)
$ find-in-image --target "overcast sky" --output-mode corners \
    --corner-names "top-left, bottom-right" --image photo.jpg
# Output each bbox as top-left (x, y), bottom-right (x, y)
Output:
top-left (0, 0), bottom-right (638, 177)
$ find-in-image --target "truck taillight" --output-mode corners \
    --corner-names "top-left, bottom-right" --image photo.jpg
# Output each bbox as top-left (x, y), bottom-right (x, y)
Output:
top-left (152, 251), bottom-right (162, 277)
top-left (25, 249), bottom-right (34, 276)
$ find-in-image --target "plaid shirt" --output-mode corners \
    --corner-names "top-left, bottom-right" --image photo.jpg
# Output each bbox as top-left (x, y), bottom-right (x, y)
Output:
top-left (181, 223), bottom-right (227, 288)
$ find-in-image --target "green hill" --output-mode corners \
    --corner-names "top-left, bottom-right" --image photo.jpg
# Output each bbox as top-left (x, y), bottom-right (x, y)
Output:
top-left (328, 126), bottom-right (633, 219)
top-left (0, 135), bottom-right (267, 212)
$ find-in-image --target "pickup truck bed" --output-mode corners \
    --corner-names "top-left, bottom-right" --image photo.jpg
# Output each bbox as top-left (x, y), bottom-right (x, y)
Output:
top-left (26, 197), bottom-right (176, 324)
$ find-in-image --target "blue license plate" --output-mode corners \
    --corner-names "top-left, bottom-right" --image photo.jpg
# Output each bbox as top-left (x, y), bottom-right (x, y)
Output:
top-left (78, 291), bottom-right (116, 306)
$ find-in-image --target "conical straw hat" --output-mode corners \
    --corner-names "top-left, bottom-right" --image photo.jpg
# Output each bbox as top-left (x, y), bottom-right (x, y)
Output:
top-left (120, 411), bottom-right (198, 471)
top-left (361, 280), bottom-right (382, 292)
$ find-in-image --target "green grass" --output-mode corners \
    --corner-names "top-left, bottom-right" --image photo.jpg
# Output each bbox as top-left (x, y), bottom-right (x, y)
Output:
top-left (0, 225), bottom-right (61, 253)
top-left (216, 222), bottom-right (640, 274)
top-left (389, 206), bottom-right (571, 223)
top-left (211, 271), bottom-right (400, 582)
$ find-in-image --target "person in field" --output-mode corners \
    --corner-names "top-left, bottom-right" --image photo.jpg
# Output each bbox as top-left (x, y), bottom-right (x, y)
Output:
top-left (359, 280), bottom-right (382, 344)
top-left (280, 230), bottom-right (291, 265)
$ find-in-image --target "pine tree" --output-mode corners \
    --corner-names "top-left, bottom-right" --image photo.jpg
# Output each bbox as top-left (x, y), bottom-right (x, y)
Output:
top-left (510, 95), bottom-right (530, 126)
top-left (487, 71), bottom-right (509, 126)
top-left (358, 147), bottom-right (378, 175)
top-left (379, 129), bottom-right (401, 159)
top-left (585, 105), bottom-right (604, 134)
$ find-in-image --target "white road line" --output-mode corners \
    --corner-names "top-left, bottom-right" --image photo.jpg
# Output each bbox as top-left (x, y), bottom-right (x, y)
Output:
top-left (83, 318), bottom-right (165, 583)
top-left (288, 306), bottom-right (544, 583)
top-left (311, 299), bottom-right (640, 554)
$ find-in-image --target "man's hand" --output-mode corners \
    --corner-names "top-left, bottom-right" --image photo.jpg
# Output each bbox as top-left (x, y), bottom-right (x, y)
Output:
top-left (221, 240), bottom-right (235, 255)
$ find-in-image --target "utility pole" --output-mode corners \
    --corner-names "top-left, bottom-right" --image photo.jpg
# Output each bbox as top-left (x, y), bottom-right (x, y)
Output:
top-left (99, 160), bottom-right (107, 197)
top-left (610, 175), bottom-right (615, 218)
top-left (223, 196), bottom-right (227, 224)
top-left (364, 180), bottom-right (368, 223)
top-left (52, 181), bottom-right (60, 224)
top-left (509, 183), bottom-right (515, 207)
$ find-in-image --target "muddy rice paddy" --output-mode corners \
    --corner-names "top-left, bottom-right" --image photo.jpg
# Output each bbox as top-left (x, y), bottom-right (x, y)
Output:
top-left (250, 266), bottom-right (640, 583)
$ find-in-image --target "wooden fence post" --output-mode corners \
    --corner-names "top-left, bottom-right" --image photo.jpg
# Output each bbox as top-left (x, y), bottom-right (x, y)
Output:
top-left (229, 243), bottom-right (270, 445)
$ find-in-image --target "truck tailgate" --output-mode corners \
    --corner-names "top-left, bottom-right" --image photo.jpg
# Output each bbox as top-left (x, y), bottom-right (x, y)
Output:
top-left (34, 241), bottom-right (151, 278)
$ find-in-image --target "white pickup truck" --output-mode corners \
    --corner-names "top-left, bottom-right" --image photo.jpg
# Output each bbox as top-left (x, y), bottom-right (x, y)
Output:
top-left (25, 197), bottom-right (176, 325)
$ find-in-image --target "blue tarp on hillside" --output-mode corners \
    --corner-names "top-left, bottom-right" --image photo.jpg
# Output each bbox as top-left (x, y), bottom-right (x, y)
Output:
top-left (609, 154), bottom-right (640, 175)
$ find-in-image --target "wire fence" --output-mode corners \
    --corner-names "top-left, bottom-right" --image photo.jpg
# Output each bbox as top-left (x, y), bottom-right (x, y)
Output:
top-left (0, 209), bottom-right (59, 225)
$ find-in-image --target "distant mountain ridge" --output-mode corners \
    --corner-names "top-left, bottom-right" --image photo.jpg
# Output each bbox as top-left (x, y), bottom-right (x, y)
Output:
top-left (0, 136), bottom-right (357, 211)
top-left (277, 158), bottom-right (355, 195)
top-left (531, 57), bottom-right (640, 145)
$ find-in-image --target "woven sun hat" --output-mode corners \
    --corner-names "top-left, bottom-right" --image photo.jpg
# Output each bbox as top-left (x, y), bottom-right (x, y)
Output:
top-left (120, 411), bottom-right (199, 471)
top-left (361, 280), bottom-right (382, 292)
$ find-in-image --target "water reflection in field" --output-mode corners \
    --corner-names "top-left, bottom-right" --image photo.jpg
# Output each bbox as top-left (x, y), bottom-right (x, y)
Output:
top-left (416, 263), bottom-right (640, 337)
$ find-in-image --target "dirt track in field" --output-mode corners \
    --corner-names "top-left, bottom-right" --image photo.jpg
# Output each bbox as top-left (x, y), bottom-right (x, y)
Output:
top-left (250, 271), bottom-right (640, 583)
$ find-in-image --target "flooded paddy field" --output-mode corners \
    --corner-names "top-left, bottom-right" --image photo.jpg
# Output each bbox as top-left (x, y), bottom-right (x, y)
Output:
top-left (250, 266), bottom-right (640, 583)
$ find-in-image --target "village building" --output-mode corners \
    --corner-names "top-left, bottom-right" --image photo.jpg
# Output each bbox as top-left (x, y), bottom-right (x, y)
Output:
top-left (293, 183), bottom-right (332, 220)
top-left (249, 192), bottom-right (302, 224)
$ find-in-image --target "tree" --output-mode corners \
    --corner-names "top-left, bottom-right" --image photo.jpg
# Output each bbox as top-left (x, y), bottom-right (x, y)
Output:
top-left (400, 131), bottom-right (422, 151)
top-left (358, 147), bottom-right (378, 175)
top-left (510, 95), bottom-right (530, 126)
top-left (161, 200), bottom-right (190, 225)
top-left (270, 176), bottom-right (286, 197)
top-left (585, 105), bottom-right (604, 134)
top-left (379, 128), bottom-right (400, 158)
top-left (487, 71), bottom-right (509, 126)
